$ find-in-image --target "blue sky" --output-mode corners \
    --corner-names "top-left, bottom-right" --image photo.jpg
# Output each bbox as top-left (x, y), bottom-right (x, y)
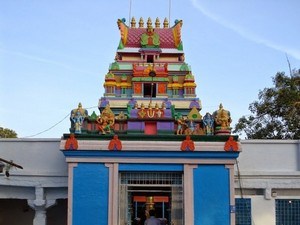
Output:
top-left (0, 0), bottom-right (299, 138)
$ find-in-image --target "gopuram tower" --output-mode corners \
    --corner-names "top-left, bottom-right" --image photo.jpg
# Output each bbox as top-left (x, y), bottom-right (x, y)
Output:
top-left (61, 17), bottom-right (241, 225)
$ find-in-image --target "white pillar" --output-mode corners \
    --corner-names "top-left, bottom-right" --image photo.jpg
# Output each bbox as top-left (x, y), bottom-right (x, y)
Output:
top-left (28, 187), bottom-right (56, 225)
top-left (105, 163), bottom-right (119, 225)
top-left (226, 165), bottom-right (236, 225)
top-left (252, 195), bottom-right (275, 225)
top-left (184, 164), bottom-right (198, 225)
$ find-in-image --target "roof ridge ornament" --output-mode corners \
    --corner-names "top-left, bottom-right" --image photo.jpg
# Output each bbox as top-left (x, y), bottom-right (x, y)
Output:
top-left (130, 17), bottom-right (136, 28)
top-left (147, 17), bottom-right (152, 29)
top-left (172, 19), bottom-right (183, 49)
top-left (117, 18), bottom-right (128, 49)
top-left (139, 17), bottom-right (144, 28)
top-left (163, 18), bottom-right (169, 28)
top-left (155, 17), bottom-right (160, 28)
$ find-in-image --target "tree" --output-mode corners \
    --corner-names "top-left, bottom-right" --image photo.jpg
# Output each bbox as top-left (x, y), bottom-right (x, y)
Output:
top-left (0, 127), bottom-right (18, 138)
top-left (234, 70), bottom-right (300, 139)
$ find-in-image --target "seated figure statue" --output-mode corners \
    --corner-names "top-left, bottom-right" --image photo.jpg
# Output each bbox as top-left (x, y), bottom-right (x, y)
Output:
top-left (97, 105), bottom-right (115, 134)
top-left (214, 104), bottom-right (232, 130)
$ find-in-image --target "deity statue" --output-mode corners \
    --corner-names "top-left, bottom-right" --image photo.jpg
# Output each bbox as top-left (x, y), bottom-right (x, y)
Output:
top-left (192, 124), bottom-right (204, 135)
top-left (214, 104), bottom-right (232, 130)
top-left (203, 112), bottom-right (214, 135)
top-left (70, 103), bottom-right (88, 134)
top-left (97, 105), bottom-right (115, 135)
top-left (176, 114), bottom-right (186, 135)
top-left (184, 120), bottom-right (195, 135)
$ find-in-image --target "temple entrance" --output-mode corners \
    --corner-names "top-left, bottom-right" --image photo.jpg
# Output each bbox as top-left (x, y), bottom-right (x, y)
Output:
top-left (144, 83), bottom-right (156, 98)
top-left (119, 172), bottom-right (184, 225)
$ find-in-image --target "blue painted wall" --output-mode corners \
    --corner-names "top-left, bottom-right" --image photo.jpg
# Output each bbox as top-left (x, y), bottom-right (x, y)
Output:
top-left (194, 165), bottom-right (230, 225)
top-left (73, 163), bottom-right (109, 225)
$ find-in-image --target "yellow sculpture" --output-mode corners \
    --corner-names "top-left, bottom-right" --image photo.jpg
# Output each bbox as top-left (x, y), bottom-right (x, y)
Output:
top-left (97, 105), bottom-right (115, 134)
top-left (214, 104), bottom-right (232, 129)
top-left (172, 20), bottom-right (183, 48)
top-left (117, 19), bottom-right (128, 46)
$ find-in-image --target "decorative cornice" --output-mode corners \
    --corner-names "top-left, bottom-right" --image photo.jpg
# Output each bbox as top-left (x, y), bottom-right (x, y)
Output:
top-left (60, 139), bottom-right (241, 152)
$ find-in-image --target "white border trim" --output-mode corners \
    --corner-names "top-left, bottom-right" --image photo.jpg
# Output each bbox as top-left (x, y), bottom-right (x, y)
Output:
top-left (184, 164), bottom-right (198, 225)
top-left (66, 157), bottom-right (236, 165)
top-left (60, 140), bottom-right (241, 152)
top-left (67, 163), bottom-right (78, 225)
top-left (105, 163), bottom-right (119, 225)
top-left (226, 165), bottom-right (235, 225)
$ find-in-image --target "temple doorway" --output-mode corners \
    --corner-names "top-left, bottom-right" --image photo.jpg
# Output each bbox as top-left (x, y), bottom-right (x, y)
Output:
top-left (119, 172), bottom-right (184, 225)
top-left (143, 83), bottom-right (156, 98)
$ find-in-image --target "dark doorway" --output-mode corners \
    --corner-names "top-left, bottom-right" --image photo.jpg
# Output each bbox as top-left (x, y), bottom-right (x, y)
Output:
top-left (144, 83), bottom-right (156, 98)
top-left (147, 55), bottom-right (154, 63)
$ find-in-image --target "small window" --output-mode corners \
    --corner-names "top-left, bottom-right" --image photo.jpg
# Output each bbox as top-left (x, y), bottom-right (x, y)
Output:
top-left (144, 83), bottom-right (156, 98)
top-left (185, 88), bottom-right (195, 95)
top-left (173, 89), bottom-right (179, 96)
top-left (235, 198), bottom-right (251, 225)
top-left (276, 199), bottom-right (300, 225)
top-left (147, 55), bottom-right (154, 63)
top-left (106, 86), bottom-right (115, 94)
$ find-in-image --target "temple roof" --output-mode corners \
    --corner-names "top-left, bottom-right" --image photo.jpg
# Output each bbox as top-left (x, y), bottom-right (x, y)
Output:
top-left (117, 17), bottom-right (183, 50)
top-left (63, 16), bottom-right (236, 140)
top-left (126, 28), bottom-right (176, 48)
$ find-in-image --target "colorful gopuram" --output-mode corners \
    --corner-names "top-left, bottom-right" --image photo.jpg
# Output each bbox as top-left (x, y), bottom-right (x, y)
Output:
top-left (68, 17), bottom-right (232, 137)
top-left (61, 17), bottom-right (241, 225)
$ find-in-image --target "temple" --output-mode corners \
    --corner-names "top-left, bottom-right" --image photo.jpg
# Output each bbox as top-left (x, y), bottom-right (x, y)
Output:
top-left (61, 17), bottom-right (241, 225)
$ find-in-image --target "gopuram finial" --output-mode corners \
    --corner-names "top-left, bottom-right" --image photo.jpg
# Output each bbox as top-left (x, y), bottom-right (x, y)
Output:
top-left (155, 17), bottom-right (160, 28)
top-left (139, 17), bottom-right (144, 28)
top-left (131, 17), bottom-right (136, 28)
top-left (163, 18), bottom-right (169, 28)
top-left (147, 18), bottom-right (152, 28)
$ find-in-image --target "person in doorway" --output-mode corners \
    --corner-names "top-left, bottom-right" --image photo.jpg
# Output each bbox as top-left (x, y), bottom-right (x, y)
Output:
top-left (144, 209), bottom-right (161, 225)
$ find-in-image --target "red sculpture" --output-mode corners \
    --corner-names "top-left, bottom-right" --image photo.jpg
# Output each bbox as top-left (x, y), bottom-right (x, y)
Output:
top-left (180, 135), bottom-right (195, 151)
top-left (108, 135), bottom-right (122, 151)
top-left (64, 134), bottom-right (78, 150)
top-left (224, 136), bottom-right (239, 151)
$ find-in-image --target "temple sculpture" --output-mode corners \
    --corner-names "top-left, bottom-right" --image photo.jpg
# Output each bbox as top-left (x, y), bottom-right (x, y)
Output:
top-left (70, 103), bottom-right (88, 134)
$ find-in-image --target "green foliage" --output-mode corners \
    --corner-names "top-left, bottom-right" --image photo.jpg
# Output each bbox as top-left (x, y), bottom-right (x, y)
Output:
top-left (234, 70), bottom-right (300, 139)
top-left (0, 127), bottom-right (18, 138)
